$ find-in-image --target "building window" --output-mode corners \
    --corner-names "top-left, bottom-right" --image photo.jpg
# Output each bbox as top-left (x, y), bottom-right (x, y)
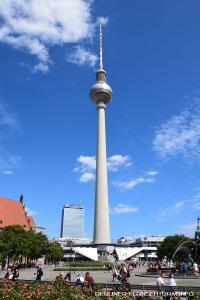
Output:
top-left (23, 225), bottom-right (26, 228)
top-left (0, 220), bottom-right (2, 224)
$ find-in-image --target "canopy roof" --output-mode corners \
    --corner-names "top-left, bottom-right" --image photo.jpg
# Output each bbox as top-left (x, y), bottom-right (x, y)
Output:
top-left (73, 247), bottom-right (98, 261)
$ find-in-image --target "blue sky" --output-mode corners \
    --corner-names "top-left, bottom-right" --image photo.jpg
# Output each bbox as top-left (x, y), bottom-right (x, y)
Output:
top-left (0, 0), bottom-right (200, 240)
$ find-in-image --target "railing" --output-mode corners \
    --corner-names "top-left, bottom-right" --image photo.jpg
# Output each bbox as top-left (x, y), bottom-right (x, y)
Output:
top-left (12, 279), bottom-right (200, 292)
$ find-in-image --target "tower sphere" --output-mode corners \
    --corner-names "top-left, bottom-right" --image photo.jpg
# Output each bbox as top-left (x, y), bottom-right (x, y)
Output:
top-left (90, 70), bottom-right (112, 104)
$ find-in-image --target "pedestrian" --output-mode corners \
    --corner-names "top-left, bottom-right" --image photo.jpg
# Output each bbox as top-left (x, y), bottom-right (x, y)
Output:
top-left (75, 273), bottom-right (84, 287)
top-left (156, 273), bottom-right (165, 292)
top-left (112, 267), bottom-right (118, 282)
top-left (84, 272), bottom-right (94, 288)
top-left (56, 272), bottom-right (63, 281)
top-left (120, 266), bottom-right (128, 288)
top-left (193, 262), bottom-right (199, 276)
top-left (167, 273), bottom-right (176, 289)
top-left (166, 273), bottom-right (176, 300)
top-left (12, 268), bottom-right (19, 281)
top-left (64, 272), bottom-right (71, 282)
top-left (35, 266), bottom-right (43, 281)
top-left (4, 270), bottom-right (11, 280)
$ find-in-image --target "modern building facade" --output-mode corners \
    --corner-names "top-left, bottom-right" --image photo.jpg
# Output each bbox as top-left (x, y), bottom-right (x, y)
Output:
top-left (133, 236), bottom-right (165, 247)
top-left (60, 204), bottom-right (84, 238)
top-left (117, 236), bottom-right (134, 245)
top-left (90, 24), bottom-right (112, 245)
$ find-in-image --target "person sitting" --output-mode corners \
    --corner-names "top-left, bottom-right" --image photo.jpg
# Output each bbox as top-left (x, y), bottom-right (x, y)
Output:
top-left (84, 272), bottom-right (94, 288)
top-left (56, 272), bottom-right (63, 281)
top-left (75, 273), bottom-right (84, 287)
top-left (4, 271), bottom-right (12, 280)
top-left (64, 272), bottom-right (71, 282)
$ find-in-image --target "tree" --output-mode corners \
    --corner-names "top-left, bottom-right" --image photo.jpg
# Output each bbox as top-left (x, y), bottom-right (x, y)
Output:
top-left (157, 235), bottom-right (192, 260)
top-left (0, 225), bottom-right (64, 266)
top-left (0, 225), bottom-right (28, 264)
top-left (25, 231), bottom-right (49, 260)
top-left (46, 242), bottom-right (64, 263)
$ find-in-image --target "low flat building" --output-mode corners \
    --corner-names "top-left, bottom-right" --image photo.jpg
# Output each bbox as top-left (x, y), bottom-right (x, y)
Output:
top-left (117, 236), bottom-right (133, 245)
top-left (58, 237), bottom-right (91, 246)
top-left (133, 236), bottom-right (165, 247)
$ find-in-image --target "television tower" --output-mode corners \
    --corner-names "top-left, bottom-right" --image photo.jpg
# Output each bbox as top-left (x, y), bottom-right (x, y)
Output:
top-left (90, 24), bottom-right (112, 244)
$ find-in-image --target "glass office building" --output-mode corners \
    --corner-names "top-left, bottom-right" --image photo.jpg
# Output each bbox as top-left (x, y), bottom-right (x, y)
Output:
top-left (60, 204), bottom-right (84, 238)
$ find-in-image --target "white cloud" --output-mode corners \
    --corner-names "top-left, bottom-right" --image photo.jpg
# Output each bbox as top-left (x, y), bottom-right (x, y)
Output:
top-left (0, 153), bottom-right (22, 175)
top-left (0, 102), bottom-right (18, 130)
top-left (67, 46), bottom-right (97, 68)
top-left (97, 17), bottom-right (109, 26)
top-left (0, 102), bottom-right (21, 175)
top-left (33, 62), bottom-right (50, 74)
top-left (74, 154), bottom-right (133, 183)
top-left (153, 99), bottom-right (200, 161)
top-left (147, 171), bottom-right (158, 176)
top-left (110, 203), bottom-right (138, 215)
top-left (155, 201), bottom-right (185, 221)
top-left (74, 155), bottom-right (96, 173)
top-left (0, 0), bottom-right (97, 72)
top-left (2, 170), bottom-right (13, 176)
top-left (80, 172), bottom-right (95, 182)
top-left (154, 190), bottom-right (200, 223)
top-left (107, 155), bottom-right (132, 171)
top-left (113, 175), bottom-right (156, 191)
top-left (26, 207), bottom-right (39, 216)
top-left (176, 223), bottom-right (196, 237)
top-left (113, 177), bottom-right (145, 190)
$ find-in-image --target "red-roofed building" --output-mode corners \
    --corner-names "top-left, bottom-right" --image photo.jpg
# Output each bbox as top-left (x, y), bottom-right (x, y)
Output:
top-left (0, 195), bottom-right (36, 231)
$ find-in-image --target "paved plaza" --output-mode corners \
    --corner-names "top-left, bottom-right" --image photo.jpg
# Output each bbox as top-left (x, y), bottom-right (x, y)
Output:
top-left (0, 265), bottom-right (200, 287)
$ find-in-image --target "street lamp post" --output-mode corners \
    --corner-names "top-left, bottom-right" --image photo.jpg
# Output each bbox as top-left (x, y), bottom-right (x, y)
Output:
top-left (67, 240), bottom-right (73, 281)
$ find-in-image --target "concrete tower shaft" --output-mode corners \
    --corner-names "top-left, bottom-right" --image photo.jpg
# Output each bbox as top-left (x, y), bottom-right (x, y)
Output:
top-left (90, 25), bottom-right (112, 244)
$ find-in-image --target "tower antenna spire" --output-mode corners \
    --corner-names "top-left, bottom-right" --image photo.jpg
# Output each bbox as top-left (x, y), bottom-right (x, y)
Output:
top-left (99, 23), bottom-right (103, 70)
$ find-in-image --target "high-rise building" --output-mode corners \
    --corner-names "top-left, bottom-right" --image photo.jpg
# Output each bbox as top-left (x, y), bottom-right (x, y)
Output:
top-left (60, 204), bottom-right (84, 238)
top-left (90, 24), bottom-right (112, 245)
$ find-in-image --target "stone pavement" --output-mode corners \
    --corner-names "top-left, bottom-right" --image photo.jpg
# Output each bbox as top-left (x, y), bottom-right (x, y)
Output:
top-left (0, 265), bottom-right (200, 287)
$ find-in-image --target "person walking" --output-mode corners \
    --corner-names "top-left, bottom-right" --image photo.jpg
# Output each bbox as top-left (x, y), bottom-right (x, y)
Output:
top-left (167, 273), bottom-right (176, 289)
top-left (166, 273), bottom-right (176, 300)
top-left (35, 266), bottom-right (43, 281)
top-left (120, 266), bottom-right (128, 288)
top-left (156, 273), bottom-right (165, 292)
top-left (193, 262), bottom-right (199, 277)
top-left (112, 267), bottom-right (118, 282)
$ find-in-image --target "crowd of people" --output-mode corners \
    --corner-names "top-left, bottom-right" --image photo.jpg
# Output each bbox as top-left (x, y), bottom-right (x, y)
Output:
top-left (2, 256), bottom-right (200, 291)
top-left (3, 265), bottom-right (44, 281)
top-left (105, 262), bottom-right (142, 286)
top-left (56, 271), bottom-right (94, 288)
top-left (4, 267), bottom-right (19, 281)
top-left (148, 256), bottom-right (200, 277)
